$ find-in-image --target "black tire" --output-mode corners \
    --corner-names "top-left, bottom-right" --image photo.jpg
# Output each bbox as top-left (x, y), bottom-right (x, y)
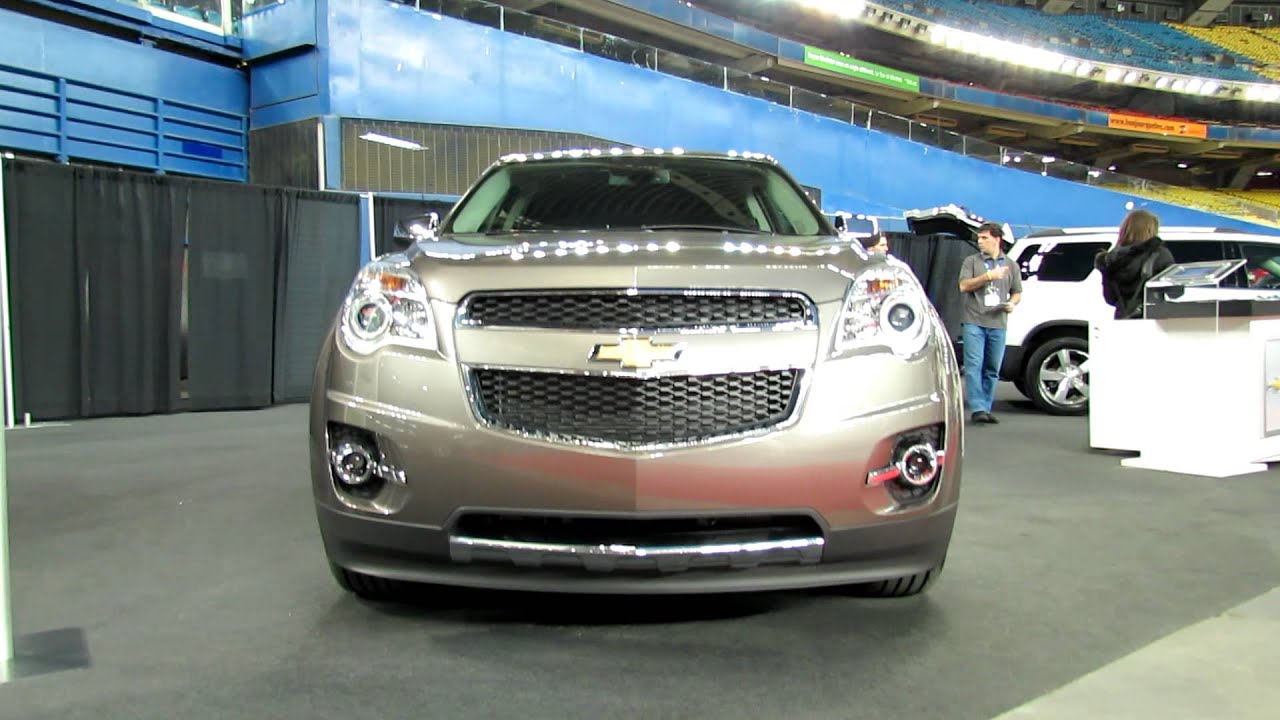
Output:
top-left (1022, 335), bottom-right (1089, 416)
top-left (848, 562), bottom-right (943, 598)
top-left (329, 562), bottom-right (410, 602)
top-left (1013, 376), bottom-right (1029, 399)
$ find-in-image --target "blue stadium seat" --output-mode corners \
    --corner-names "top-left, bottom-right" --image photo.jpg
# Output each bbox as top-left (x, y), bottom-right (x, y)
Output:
top-left (873, 0), bottom-right (1264, 81)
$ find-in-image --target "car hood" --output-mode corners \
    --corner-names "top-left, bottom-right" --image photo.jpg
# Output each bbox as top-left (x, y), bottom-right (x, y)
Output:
top-left (401, 230), bottom-right (875, 304)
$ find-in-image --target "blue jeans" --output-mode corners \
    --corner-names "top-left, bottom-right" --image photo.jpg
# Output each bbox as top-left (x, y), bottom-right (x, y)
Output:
top-left (962, 323), bottom-right (1007, 414)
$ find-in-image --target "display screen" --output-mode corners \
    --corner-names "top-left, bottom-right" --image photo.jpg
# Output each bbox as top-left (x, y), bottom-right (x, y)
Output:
top-left (1155, 260), bottom-right (1244, 286)
top-left (1166, 265), bottom-right (1220, 280)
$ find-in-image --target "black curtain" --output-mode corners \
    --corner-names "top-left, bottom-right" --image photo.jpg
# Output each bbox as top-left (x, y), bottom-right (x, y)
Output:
top-left (73, 166), bottom-right (184, 417)
top-left (272, 191), bottom-right (361, 403)
top-left (185, 183), bottom-right (283, 411)
top-left (3, 160), bottom-right (80, 420)
top-left (3, 160), bottom-right (183, 420)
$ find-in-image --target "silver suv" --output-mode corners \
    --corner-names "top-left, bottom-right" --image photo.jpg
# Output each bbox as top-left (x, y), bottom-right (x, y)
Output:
top-left (309, 149), bottom-right (964, 598)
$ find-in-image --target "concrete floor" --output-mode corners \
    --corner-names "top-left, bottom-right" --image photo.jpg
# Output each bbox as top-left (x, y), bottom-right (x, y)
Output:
top-left (1, 387), bottom-right (1277, 719)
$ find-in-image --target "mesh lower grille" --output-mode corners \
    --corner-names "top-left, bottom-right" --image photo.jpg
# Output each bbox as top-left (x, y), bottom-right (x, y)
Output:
top-left (471, 369), bottom-right (801, 446)
top-left (461, 293), bottom-right (810, 329)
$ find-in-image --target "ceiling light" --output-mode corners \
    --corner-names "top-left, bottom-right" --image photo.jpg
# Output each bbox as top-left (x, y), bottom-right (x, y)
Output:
top-left (803, 0), bottom-right (865, 20)
top-left (1104, 67), bottom-right (1124, 83)
top-left (358, 132), bottom-right (425, 151)
top-left (1201, 81), bottom-right (1219, 95)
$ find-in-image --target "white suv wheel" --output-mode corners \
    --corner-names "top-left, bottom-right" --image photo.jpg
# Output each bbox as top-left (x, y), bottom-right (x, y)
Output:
top-left (1023, 336), bottom-right (1089, 416)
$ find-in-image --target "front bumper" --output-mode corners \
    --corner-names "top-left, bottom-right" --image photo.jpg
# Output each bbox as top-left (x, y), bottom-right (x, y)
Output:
top-left (317, 502), bottom-right (956, 594)
top-left (309, 320), bottom-right (964, 593)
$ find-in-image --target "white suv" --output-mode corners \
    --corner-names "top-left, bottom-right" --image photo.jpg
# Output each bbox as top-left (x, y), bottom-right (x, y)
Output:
top-left (1003, 225), bottom-right (1280, 414)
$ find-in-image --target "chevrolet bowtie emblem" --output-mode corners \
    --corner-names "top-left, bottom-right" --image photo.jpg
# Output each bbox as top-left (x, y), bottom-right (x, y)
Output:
top-left (590, 337), bottom-right (684, 369)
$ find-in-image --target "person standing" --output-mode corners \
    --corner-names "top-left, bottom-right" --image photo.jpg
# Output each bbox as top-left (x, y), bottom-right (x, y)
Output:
top-left (860, 232), bottom-right (889, 255)
top-left (957, 222), bottom-right (1022, 424)
top-left (1094, 209), bottom-right (1174, 319)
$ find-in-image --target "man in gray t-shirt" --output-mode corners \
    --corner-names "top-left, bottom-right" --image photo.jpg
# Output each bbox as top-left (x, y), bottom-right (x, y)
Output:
top-left (957, 222), bottom-right (1022, 424)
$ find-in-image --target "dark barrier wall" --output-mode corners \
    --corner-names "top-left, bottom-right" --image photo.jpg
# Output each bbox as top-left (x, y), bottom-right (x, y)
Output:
top-left (3, 161), bottom-right (86, 420)
top-left (186, 183), bottom-right (283, 411)
top-left (2, 159), bottom-right (361, 421)
top-left (3, 161), bottom-right (185, 419)
top-left (274, 193), bottom-right (362, 403)
top-left (274, 0), bottom-right (1279, 235)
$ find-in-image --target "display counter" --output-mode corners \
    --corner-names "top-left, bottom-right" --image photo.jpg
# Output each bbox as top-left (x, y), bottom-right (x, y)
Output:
top-left (1089, 260), bottom-right (1280, 477)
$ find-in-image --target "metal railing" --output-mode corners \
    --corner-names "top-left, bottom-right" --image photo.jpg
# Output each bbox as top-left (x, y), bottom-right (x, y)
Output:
top-left (412, 0), bottom-right (1280, 226)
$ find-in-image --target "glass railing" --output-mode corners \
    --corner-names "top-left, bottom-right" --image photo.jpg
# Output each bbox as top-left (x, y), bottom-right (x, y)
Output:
top-left (405, 0), bottom-right (1280, 227)
top-left (118, 0), bottom-right (243, 36)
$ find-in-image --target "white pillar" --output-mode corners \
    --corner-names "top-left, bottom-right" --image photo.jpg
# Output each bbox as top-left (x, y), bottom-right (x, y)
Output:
top-left (0, 155), bottom-right (12, 663)
top-left (0, 157), bottom-right (13, 430)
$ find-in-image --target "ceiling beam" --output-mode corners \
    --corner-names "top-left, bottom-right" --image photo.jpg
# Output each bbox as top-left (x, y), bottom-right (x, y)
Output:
top-left (1184, 0), bottom-right (1236, 27)
top-left (982, 124), bottom-right (1029, 140)
top-left (551, 0), bottom-right (762, 60)
top-left (501, 0), bottom-right (554, 10)
top-left (1091, 146), bottom-right (1143, 167)
top-left (1028, 123), bottom-right (1087, 140)
top-left (1228, 157), bottom-right (1270, 189)
top-left (1037, 0), bottom-right (1076, 14)
top-left (726, 55), bottom-right (776, 74)
top-left (892, 98), bottom-right (944, 117)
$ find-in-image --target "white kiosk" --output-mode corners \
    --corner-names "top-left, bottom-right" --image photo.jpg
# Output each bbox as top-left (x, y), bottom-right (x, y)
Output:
top-left (1089, 259), bottom-right (1280, 477)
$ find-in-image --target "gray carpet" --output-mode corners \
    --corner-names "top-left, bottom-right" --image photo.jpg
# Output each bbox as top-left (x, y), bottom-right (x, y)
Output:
top-left (1, 388), bottom-right (1277, 720)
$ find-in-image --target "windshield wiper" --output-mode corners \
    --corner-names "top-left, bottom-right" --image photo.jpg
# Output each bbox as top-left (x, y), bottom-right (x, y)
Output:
top-left (638, 224), bottom-right (769, 234)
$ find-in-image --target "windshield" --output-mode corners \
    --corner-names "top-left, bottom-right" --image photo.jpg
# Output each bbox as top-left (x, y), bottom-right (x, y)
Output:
top-left (444, 156), bottom-right (831, 237)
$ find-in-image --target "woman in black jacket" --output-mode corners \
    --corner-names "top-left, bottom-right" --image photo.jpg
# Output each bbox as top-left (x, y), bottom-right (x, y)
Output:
top-left (1094, 209), bottom-right (1176, 319)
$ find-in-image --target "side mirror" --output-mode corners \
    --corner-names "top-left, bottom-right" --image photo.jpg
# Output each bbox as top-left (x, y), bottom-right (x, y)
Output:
top-left (392, 212), bottom-right (440, 249)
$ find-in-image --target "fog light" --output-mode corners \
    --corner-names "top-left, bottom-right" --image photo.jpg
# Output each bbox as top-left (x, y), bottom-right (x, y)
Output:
top-left (896, 444), bottom-right (939, 487)
top-left (331, 441), bottom-right (375, 487)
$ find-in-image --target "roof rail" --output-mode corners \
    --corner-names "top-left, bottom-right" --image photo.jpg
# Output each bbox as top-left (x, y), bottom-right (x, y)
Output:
top-left (1023, 225), bottom-right (1243, 239)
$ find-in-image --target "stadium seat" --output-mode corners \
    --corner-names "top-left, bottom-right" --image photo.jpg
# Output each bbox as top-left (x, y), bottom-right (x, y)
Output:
top-left (874, 0), bottom-right (1266, 82)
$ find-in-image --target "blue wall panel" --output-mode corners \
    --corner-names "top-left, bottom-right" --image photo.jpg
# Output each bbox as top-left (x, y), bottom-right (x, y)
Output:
top-left (241, 0), bottom-right (319, 60)
top-left (0, 7), bottom-right (247, 180)
top-left (250, 51), bottom-right (321, 109)
top-left (321, 0), bottom-right (1276, 233)
top-left (0, 9), bottom-right (245, 112)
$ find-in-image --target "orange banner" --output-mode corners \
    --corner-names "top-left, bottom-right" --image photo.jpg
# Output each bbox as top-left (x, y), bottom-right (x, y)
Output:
top-left (1107, 113), bottom-right (1208, 139)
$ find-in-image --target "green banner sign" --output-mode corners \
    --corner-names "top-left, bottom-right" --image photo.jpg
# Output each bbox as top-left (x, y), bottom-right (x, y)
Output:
top-left (802, 46), bottom-right (920, 93)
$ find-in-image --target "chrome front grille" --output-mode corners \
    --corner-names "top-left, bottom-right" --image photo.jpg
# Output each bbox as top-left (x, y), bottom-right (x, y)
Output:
top-left (458, 290), bottom-right (812, 330)
top-left (470, 368), bottom-right (802, 447)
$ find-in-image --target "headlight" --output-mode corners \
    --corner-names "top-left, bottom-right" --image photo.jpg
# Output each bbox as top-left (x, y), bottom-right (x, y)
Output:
top-left (833, 262), bottom-right (931, 358)
top-left (338, 260), bottom-right (437, 354)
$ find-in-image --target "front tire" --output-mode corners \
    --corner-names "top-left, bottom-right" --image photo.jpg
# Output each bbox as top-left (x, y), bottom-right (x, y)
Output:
top-left (1023, 335), bottom-right (1089, 415)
